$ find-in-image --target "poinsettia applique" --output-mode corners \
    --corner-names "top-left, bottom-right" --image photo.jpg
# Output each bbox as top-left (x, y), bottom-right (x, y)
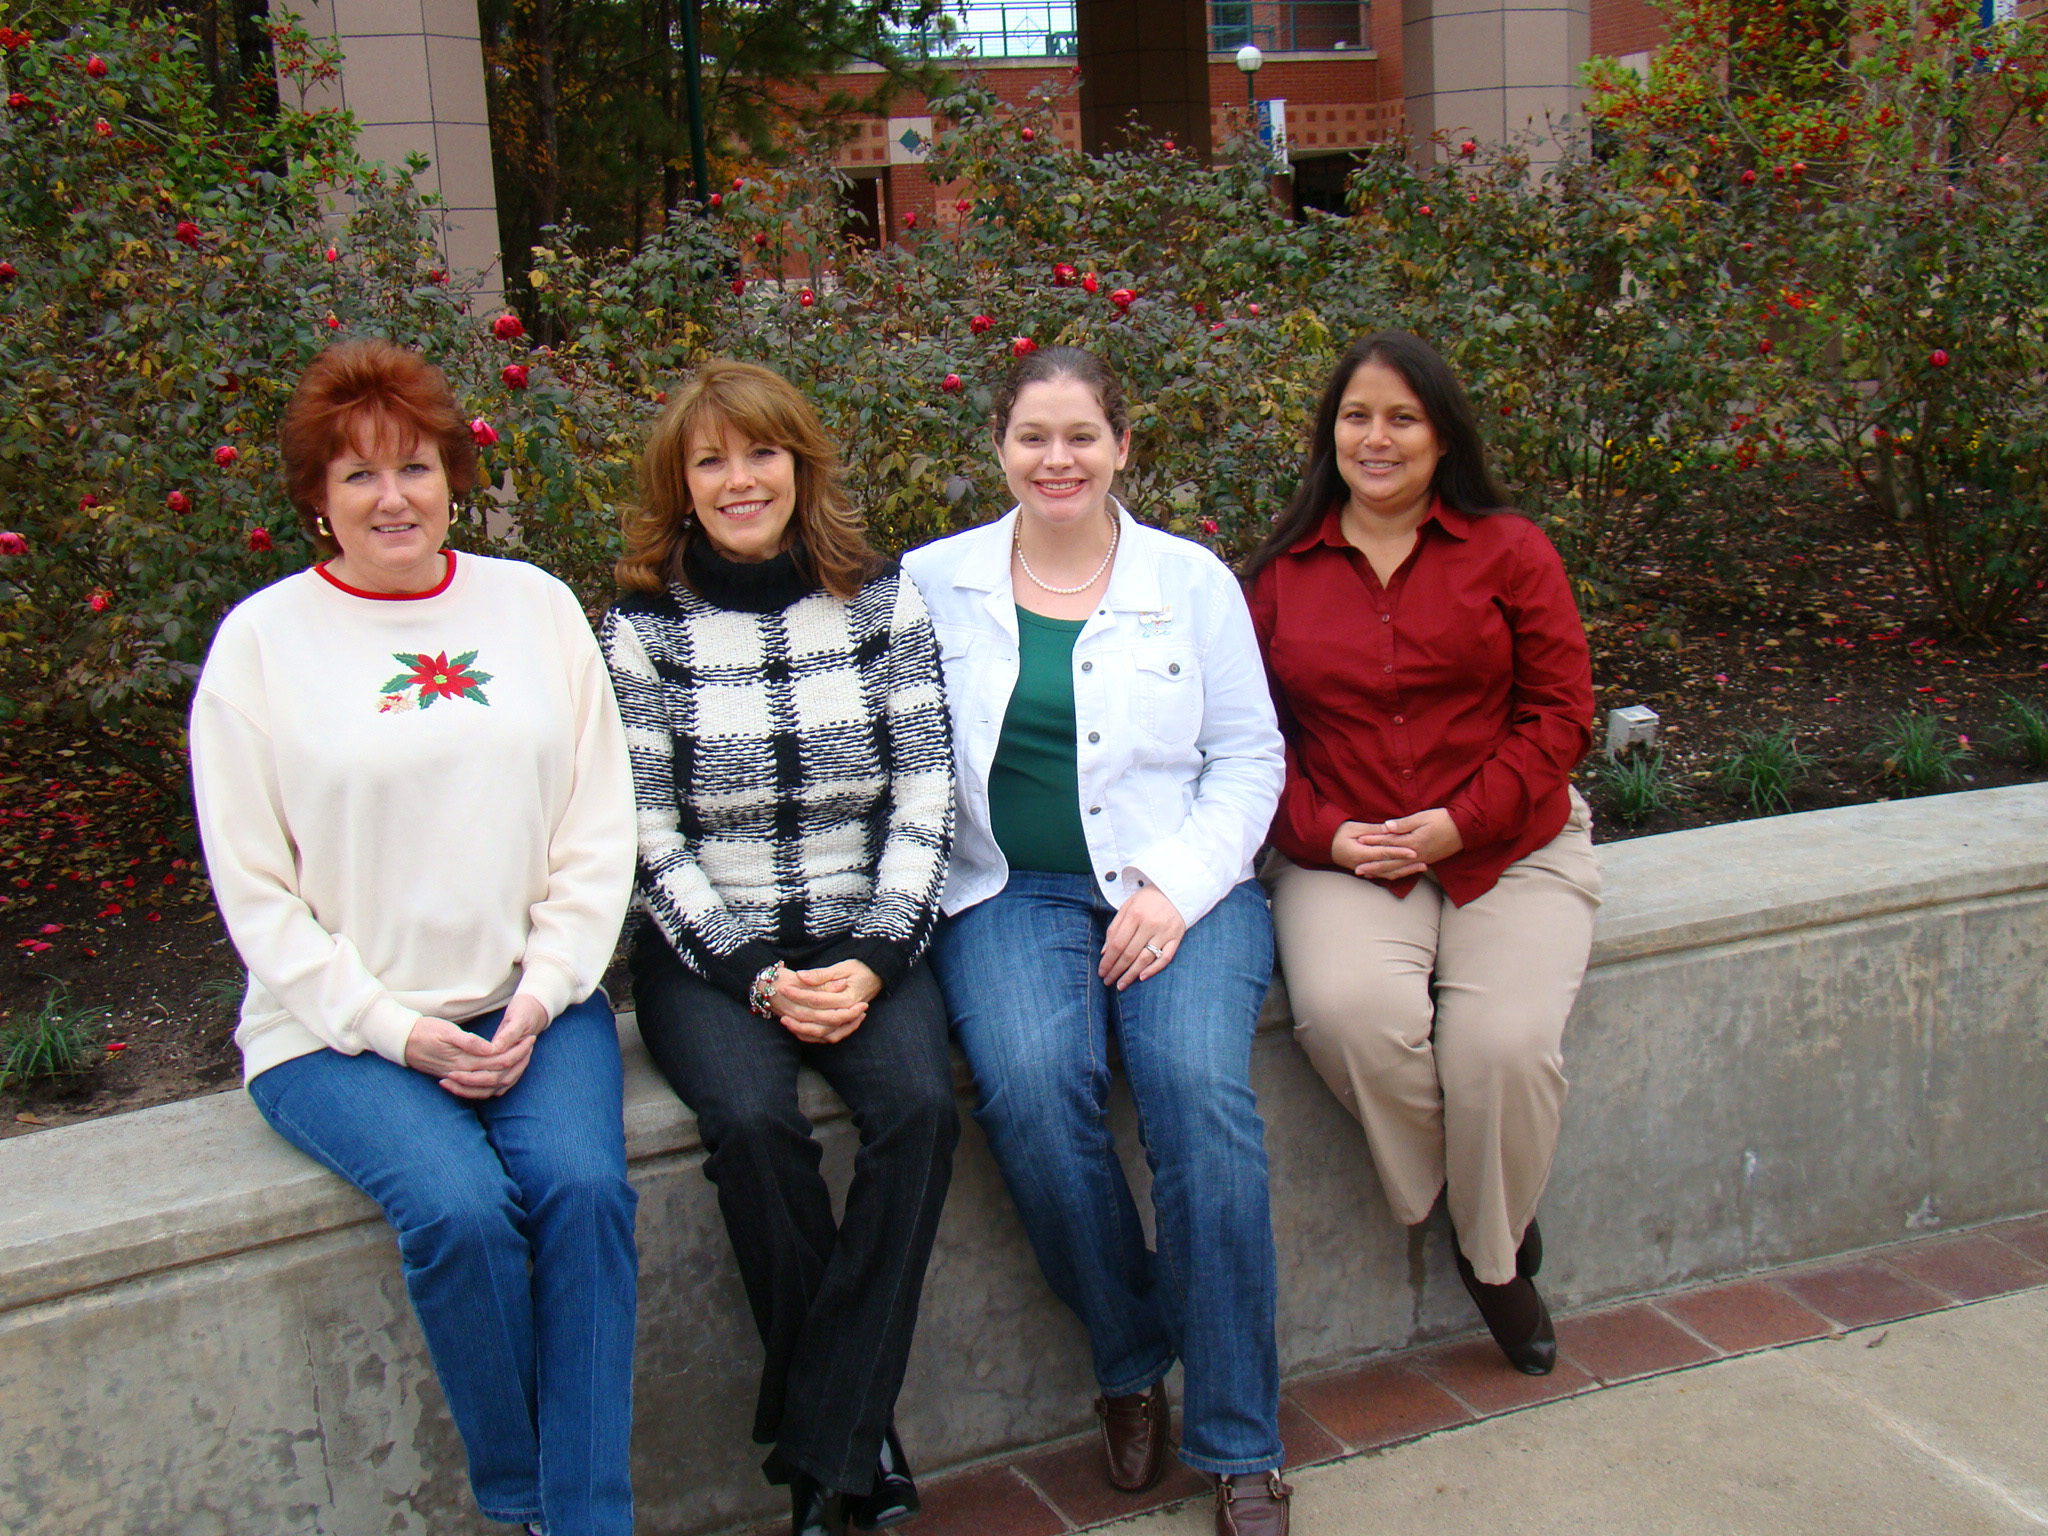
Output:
top-left (378, 649), bottom-right (494, 710)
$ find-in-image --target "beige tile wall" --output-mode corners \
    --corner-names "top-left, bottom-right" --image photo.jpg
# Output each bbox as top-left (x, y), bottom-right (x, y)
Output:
top-left (1401, 0), bottom-right (1589, 166)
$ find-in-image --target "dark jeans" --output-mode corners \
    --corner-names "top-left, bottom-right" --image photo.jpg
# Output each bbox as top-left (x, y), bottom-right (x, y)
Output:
top-left (630, 939), bottom-right (958, 1495)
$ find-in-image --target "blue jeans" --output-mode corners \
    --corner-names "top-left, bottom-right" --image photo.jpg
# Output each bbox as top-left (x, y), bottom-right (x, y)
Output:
top-left (931, 874), bottom-right (1282, 1476)
top-left (248, 993), bottom-right (638, 1535)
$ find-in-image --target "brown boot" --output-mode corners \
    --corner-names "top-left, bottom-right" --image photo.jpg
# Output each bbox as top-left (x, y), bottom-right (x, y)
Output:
top-left (1216, 1470), bottom-right (1292, 1535)
top-left (1093, 1380), bottom-right (1170, 1492)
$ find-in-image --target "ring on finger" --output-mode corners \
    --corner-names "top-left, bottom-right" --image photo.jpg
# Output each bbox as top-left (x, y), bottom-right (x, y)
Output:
top-left (1143, 942), bottom-right (1165, 958)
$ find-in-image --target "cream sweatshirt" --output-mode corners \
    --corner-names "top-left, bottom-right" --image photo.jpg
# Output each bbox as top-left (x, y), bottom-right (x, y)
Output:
top-left (190, 552), bottom-right (635, 1082)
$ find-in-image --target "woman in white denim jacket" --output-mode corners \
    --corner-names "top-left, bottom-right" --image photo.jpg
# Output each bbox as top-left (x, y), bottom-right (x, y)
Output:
top-left (902, 347), bottom-right (1292, 1536)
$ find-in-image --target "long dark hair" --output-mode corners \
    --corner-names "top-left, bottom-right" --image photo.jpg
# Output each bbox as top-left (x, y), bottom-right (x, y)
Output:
top-left (1244, 331), bottom-right (1511, 582)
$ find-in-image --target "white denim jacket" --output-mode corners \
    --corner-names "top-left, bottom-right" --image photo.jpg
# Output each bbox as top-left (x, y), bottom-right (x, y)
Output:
top-left (901, 503), bottom-right (1283, 927)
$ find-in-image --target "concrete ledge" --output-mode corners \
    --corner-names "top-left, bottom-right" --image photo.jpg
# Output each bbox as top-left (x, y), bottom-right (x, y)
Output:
top-left (4, 784), bottom-right (2046, 1533)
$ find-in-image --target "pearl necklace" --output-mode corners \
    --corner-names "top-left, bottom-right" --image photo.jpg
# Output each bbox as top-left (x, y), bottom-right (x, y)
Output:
top-left (1015, 514), bottom-right (1120, 595)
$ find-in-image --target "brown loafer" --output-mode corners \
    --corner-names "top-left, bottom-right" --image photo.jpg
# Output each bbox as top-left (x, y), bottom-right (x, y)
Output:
top-left (1093, 1379), bottom-right (1170, 1492)
top-left (1216, 1470), bottom-right (1292, 1536)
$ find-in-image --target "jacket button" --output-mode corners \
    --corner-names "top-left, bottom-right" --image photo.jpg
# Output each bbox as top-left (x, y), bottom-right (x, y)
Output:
top-left (1089, 806), bottom-right (1101, 815)
top-left (1105, 870), bottom-right (1118, 881)
top-left (1081, 660), bottom-right (1093, 672)
top-left (1087, 730), bottom-right (1100, 743)
top-left (1168, 661), bottom-right (1181, 675)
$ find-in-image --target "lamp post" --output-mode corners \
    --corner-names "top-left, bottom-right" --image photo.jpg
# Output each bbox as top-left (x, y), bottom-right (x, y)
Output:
top-left (1236, 42), bottom-right (1263, 112)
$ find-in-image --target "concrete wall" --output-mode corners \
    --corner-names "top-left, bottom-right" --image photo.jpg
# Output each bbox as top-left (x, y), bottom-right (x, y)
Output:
top-left (276, 0), bottom-right (503, 300)
top-left (1403, 0), bottom-right (1590, 163)
top-left (4, 784), bottom-right (2046, 1534)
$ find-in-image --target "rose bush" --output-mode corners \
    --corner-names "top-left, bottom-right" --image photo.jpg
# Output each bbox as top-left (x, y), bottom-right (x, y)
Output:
top-left (0, 8), bottom-right (636, 758)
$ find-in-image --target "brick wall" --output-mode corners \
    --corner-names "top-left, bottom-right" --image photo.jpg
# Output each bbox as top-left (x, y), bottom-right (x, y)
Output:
top-left (1592, 0), bottom-right (1670, 60)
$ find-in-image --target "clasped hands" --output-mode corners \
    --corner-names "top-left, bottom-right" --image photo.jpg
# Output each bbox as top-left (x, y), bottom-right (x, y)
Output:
top-left (763, 958), bottom-right (883, 1044)
top-left (404, 992), bottom-right (550, 1099)
top-left (1331, 808), bottom-right (1464, 881)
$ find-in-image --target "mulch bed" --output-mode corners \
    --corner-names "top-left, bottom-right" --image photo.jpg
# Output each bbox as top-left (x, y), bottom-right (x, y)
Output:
top-left (7, 466), bottom-right (2045, 1135)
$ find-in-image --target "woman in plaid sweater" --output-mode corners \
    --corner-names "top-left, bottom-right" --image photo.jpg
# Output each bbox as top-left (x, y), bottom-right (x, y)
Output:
top-left (600, 362), bottom-right (956, 1536)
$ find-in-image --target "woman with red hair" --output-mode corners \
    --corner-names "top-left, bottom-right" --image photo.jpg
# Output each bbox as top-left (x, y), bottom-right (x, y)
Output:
top-left (189, 338), bottom-right (639, 1535)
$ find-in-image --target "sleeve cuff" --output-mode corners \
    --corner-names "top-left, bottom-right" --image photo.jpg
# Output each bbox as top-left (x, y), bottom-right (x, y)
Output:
top-left (355, 994), bottom-right (425, 1066)
top-left (1444, 800), bottom-right (1487, 852)
top-left (815, 935), bottom-right (912, 992)
top-left (1121, 845), bottom-right (1221, 930)
top-left (514, 954), bottom-right (583, 1022)
top-left (699, 936), bottom-right (783, 1008)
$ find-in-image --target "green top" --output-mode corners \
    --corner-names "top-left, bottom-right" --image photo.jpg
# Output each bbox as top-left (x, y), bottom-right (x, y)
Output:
top-left (989, 606), bottom-right (1093, 875)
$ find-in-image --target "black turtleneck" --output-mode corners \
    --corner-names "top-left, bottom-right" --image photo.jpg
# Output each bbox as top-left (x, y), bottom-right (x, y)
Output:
top-left (680, 535), bottom-right (817, 614)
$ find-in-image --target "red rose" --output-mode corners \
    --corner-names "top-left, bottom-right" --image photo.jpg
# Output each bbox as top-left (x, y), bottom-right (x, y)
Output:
top-left (246, 528), bottom-right (272, 552)
top-left (93, 118), bottom-right (111, 137)
top-left (324, 245), bottom-right (339, 262)
top-left (732, 177), bottom-right (745, 190)
top-left (970, 314), bottom-right (993, 334)
top-left (214, 444), bottom-right (238, 466)
top-left (1109, 288), bottom-right (1135, 310)
top-left (1930, 348), bottom-right (1949, 367)
top-left (86, 55), bottom-right (108, 77)
top-left (1248, 303), bottom-right (1259, 316)
top-left (1163, 139), bottom-right (1175, 152)
top-left (79, 493), bottom-right (98, 509)
top-left (1082, 272), bottom-right (1099, 294)
top-left (7, 92), bottom-right (31, 112)
top-left (1758, 338), bottom-right (1774, 355)
top-left (469, 417), bottom-right (499, 446)
top-left (754, 231), bottom-right (769, 247)
top-left (0, 262), bottom-right (14, 282)
top-left (1011, 336), bottom-right (1036, 357)
top-left (709, 193), bottom-right (722, 208)
top-left (0, 531), bottom-right (26, 555)
top-left (325, 313), bottom-right (341, 329)
top-left (956, 198), bottom-right (971, 214)
top-left (799, 289), bottom-right (815, 306)
top-left (904, 211), bottom-right (919, 229)
top-left (731, 277), bottom-right (746, 295)
top-left (89, 589), bottom-right (110, 611)
top-left (1418, 204), bottom-right (1433, 217)
top-left (165, 491), bottom-right (190, 513)
top-left (1200, 518), bottom-right (1219, 534)
top-left (502, 363), bottom-right (530, 389)
top-left (492, 313), bottom-right (524, 340)
top-left (1020, 127), bottom-right (1035, 142)
top-left (1052, 262), bottom-right (1077, 286)
top-left (942, 373), bottom-right (963, 393)
top-left (427, 268), bottom-right (447, 284)
top-left (1460, 139), bottom-right (1477, 156)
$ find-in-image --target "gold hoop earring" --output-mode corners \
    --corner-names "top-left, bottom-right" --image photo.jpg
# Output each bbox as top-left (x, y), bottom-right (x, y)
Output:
top-left (315, 514), bottom-right (332, 539)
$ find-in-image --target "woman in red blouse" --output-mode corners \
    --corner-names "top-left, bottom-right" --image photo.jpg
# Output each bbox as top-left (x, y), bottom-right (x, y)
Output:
top-left (1246, 331), bottom-right (1600, 1375)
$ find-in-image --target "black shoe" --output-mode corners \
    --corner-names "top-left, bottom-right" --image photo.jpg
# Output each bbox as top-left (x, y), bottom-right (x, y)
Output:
top-left (1455, 1243), bottom-right (1558, 1376)
top-left (1518, 1219), bottom-right (1544, 1278)
top-left (790, 1470), bottom-right (850, 1536)
top-left (846, 1425), bottom-right (920, 1530)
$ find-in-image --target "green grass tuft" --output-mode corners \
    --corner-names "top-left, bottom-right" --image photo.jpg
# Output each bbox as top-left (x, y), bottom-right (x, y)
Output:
top-left (0, 986), bottom-right (111, 1093)
top-left (1595, 748), bottom-right (1675, 824)
top-left (1998, 693), bottom-right (2048, 768)
top-left (1713, 726), bottom-right (1816, 816)
top-left (1872, 711), bottom-right (1971, 792)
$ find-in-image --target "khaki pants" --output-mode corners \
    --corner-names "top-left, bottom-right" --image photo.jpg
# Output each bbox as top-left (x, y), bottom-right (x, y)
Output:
top-left (1266, 792), bottom-right (1601, 1284)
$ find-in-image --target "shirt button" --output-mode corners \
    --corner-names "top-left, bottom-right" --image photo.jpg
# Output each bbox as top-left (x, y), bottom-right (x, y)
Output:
top-left (1089, 805), bottom-right (1102, 815)
top-left (1393, 715), bottom-right (1405, 724)
top-left (1380, 614), bottom-right (1390, 623)
top-left (1403, 769), bottom-right (1413, 777)
top-left (1081, 660), bottom-right (1093, 672)
top-left (1088, 730), bottom-right (1100, 743)
top-left (1383, 665), bottom-right (1393, 673)
top-left (1168, 662), bottom-right (1181, 675)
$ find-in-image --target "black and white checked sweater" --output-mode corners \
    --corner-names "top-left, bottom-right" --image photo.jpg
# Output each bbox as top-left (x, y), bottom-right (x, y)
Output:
top-left (600, 548), bottom-right (953, 1003)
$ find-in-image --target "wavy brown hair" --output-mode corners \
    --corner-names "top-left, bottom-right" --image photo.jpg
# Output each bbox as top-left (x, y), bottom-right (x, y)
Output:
top-left (278, 339), bottom-right (477, 557)
top-left (617, 360), bottom-right (879, 599)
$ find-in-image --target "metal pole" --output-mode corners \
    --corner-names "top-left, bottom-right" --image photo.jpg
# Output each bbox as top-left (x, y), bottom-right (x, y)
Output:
top-left (681, 0), bottom-right (710, 210)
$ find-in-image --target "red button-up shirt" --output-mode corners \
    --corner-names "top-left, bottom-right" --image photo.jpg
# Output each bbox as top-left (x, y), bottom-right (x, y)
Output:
top-left (1248, 500), bottom-right (1593, 904)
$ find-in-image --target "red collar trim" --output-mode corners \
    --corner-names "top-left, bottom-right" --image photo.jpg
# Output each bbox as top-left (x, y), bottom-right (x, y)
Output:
top-left (315, 550), bottom-right (457, 601)
top-left (1291, 497), bottom-right (1465, 554)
